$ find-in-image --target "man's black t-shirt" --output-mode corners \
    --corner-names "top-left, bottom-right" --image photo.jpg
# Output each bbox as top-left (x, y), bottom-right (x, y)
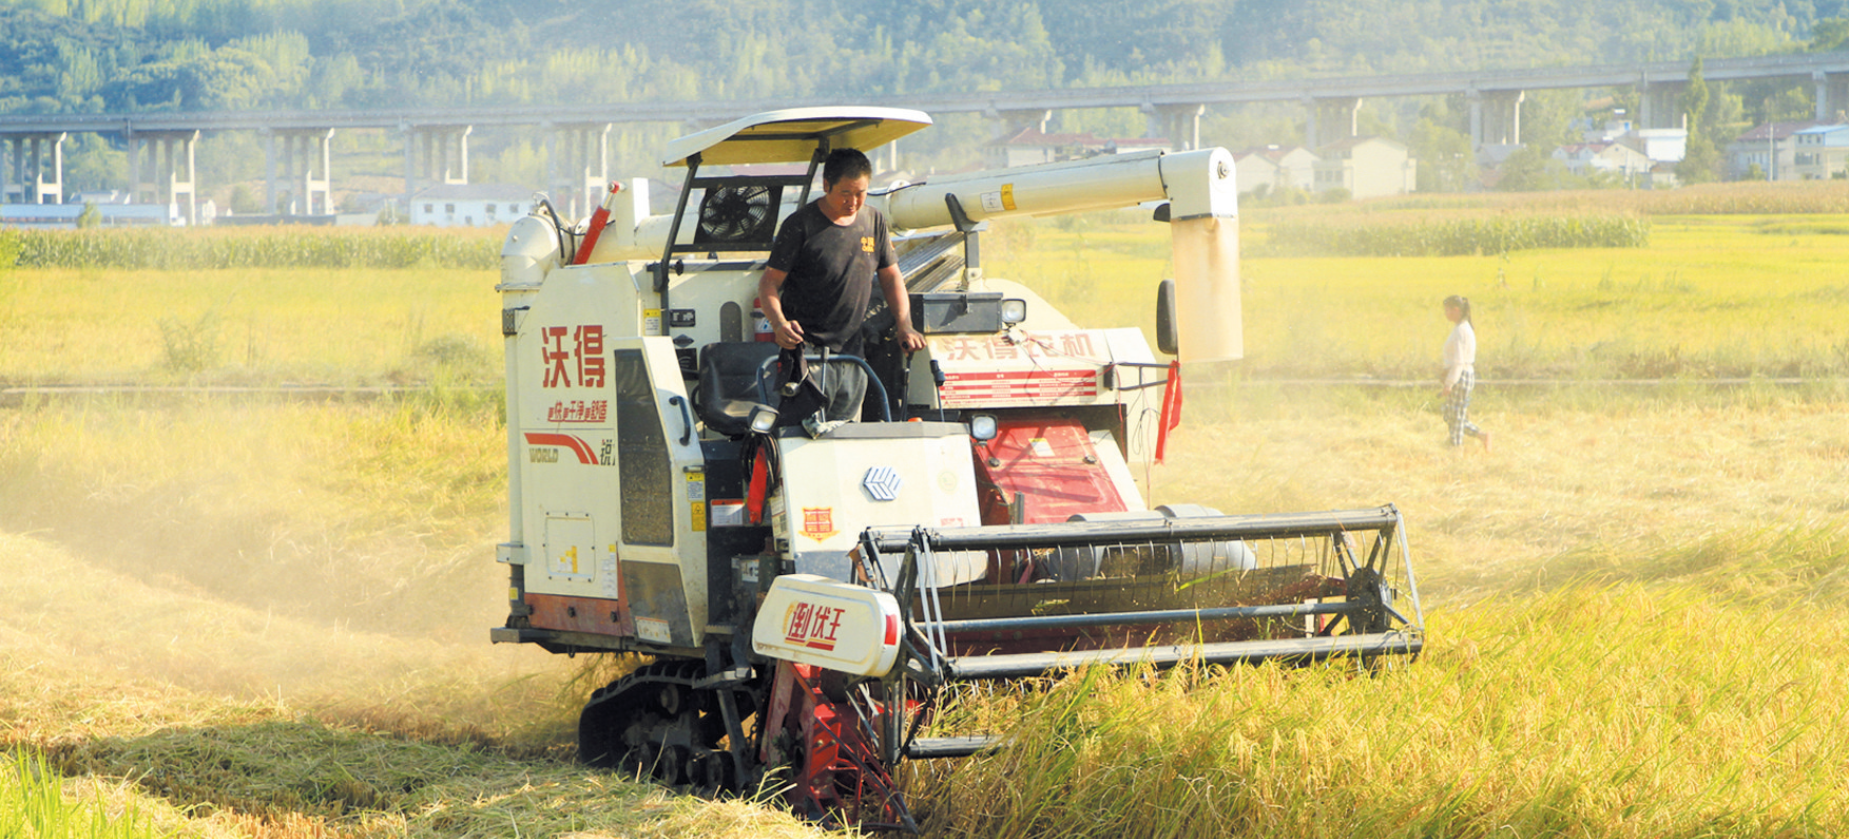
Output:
top-left (765, 200), bottom-right (897, 354)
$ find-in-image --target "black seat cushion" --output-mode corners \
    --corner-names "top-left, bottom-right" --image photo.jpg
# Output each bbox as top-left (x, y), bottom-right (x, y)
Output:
top-left (695, 342), bottom-right (783, 437)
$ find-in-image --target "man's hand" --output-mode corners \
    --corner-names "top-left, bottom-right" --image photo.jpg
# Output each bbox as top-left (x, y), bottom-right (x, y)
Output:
top-left (895, 323), bottom-right (927, 353)
top-left (759, 267), bottom-right (804, 349)
top-left (774, 318), bottom-right (805, 349)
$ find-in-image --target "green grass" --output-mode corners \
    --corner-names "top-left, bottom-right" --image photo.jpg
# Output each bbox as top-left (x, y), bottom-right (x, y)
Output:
top-left (3, 749), bottom-right (169, 839)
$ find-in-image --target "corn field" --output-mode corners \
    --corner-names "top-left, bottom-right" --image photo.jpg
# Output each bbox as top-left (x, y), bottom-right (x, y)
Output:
top-left (0, 231), bottom-right (21, 271)
top-left (3, 228), bottom-right (500, 271)
top-left (1252, 213), bottom-right (1650, 257)
top-left (1366, 180), bottom-right (1849, 216)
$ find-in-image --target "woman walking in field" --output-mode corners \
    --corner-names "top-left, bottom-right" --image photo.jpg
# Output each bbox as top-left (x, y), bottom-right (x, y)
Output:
top-left (1441, 295), bottom-right (1490, 451)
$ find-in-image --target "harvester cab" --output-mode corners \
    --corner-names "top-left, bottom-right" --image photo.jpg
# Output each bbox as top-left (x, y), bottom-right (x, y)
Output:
top-left (492, 106), bottom-right (1423, 829)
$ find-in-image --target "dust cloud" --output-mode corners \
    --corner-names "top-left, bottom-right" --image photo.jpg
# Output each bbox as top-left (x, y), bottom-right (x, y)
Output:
top-left (0, 397), bottom-right (577, 749)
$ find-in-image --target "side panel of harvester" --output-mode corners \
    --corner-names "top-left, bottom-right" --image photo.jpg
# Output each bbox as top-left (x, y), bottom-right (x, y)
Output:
top-left (506, 261), bottom-right (711, 653)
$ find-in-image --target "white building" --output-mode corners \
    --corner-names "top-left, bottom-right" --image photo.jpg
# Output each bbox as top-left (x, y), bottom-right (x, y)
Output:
top-left (0, 203), bottom-right (174, 228)
top-left (1552, 142), bottom-right (1652, 179)
top-left (1312, 136), bottom-right (1417, 199)
top-left (1629, 128), bottom-right (1687, 165)
top-left (1726, 121), bottom-right (1820, 180)
top-left (1791, 123), bottom-right (1849, 179)
top-left (409, 183), bottom-right (534, 227)
top-left (1233, 145), bottom-right (1318, 195)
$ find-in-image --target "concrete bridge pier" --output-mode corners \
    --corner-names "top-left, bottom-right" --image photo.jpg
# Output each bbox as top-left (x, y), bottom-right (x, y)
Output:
top-left (128, 130), bottom-right (198, 225)
top-left (403, 124), bottom-right (472, 211)
top-left (985, 106), bottom-right (1051, 139)
top-left (1638, 81), bottom-right (1687, 129)
top-left (1, 132), bottom-right (66, 204)
top-left (1305, 96), bottom-right (1362, 150)
top-left (553, 122), bottom-right (611, 219)
top-left (264, 128), bottom-right (335, 215)
top-left (1142, 102), bottom-right (1204, 150)
top-left (1814, 71), bottom-right (1849, 122)
top-left (1468, 89), bottom-right (1525, 148)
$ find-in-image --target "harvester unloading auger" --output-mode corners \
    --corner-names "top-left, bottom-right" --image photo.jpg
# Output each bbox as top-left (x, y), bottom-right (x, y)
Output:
top-left (491, 107), bottom-right (1423, 830)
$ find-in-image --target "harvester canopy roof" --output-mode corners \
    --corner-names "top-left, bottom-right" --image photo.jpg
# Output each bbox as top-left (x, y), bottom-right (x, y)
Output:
top-left (661, 106), bottom-right (933, 168)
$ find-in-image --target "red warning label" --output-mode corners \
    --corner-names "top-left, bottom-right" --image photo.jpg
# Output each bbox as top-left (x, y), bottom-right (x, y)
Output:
top-left (941, 368), bottom-right (1099, 407)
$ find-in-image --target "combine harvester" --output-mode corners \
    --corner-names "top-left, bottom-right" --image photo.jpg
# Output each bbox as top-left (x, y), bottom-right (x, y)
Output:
top-left (491, 107), bottom-right (1422, 830)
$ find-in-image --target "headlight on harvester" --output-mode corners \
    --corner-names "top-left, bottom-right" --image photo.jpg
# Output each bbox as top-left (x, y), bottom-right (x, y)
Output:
top-left (968, 414), bottom-right (998, 442)
top-left (1000, 298), bottom-right (1028, 324)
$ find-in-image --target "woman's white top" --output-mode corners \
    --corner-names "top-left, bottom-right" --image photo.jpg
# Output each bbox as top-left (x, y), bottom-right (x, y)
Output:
top-left (1442, 320), bottom-right (1476, 389)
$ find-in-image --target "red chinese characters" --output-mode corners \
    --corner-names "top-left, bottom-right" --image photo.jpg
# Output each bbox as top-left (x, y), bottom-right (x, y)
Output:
top-left (541, 324), bottom-right (607, 389)
top-left (546, 400), bottom-right (610, 423)
top-left (944, 337), bottom-right (984, 361)
top-left (930, 330), bottom-right (1098, 363)
top-left (784, 601), bottom-right (846, 651)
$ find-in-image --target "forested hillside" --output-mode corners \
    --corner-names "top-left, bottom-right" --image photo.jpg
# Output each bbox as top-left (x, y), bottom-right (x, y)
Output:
top-left (3, 0), bottom-right (1847, 195)
top-left (4, 0), bottom-right (1839, 113)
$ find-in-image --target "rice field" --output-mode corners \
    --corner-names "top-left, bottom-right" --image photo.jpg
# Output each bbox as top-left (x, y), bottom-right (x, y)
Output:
top-left (988, 210), bottom-right (1849, 381)
top-left (0, 266), bottom-right (501, 385)
top-left (4, 192), bottom-right (1849, 837)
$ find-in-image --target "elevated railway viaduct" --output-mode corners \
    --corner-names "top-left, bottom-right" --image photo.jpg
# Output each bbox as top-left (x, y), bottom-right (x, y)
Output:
top-left (5, 53), bottom-right (1849, 223)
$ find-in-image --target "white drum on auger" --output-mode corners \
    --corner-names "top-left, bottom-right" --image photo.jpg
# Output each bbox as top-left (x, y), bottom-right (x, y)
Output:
top-left (1048, 504), bottom-right (1258, 581)
top-left (751, 574), bottom-right (904, 678)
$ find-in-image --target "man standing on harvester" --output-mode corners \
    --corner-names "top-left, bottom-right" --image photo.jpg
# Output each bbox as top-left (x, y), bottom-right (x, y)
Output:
top-left (758, 148), bottom-right (927, 424)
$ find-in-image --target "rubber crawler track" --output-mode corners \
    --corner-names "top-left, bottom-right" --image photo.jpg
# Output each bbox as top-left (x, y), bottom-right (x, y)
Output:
top-left (579, 660), bottom-right (762, 795)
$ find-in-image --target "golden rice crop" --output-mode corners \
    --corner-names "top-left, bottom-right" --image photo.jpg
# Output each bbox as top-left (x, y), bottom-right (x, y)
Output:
top-left (0, 265), bottom-right (502, 386)
top-left (987, 210), bottom-right (1849, 381)
top-left (911, 579), bottom-right (1849, 838)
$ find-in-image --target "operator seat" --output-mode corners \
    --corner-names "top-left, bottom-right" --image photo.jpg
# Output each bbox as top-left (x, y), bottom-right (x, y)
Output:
top-left (695, 342), bottom-right (783, 437)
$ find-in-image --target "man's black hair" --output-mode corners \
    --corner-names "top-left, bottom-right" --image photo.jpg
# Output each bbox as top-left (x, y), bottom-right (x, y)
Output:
top-left (822, 148), bottom-right (874, 187)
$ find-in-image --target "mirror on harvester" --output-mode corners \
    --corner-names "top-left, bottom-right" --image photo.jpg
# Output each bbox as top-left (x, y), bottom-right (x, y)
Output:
top-left (1155, 278), bottom-right (1179, 357)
